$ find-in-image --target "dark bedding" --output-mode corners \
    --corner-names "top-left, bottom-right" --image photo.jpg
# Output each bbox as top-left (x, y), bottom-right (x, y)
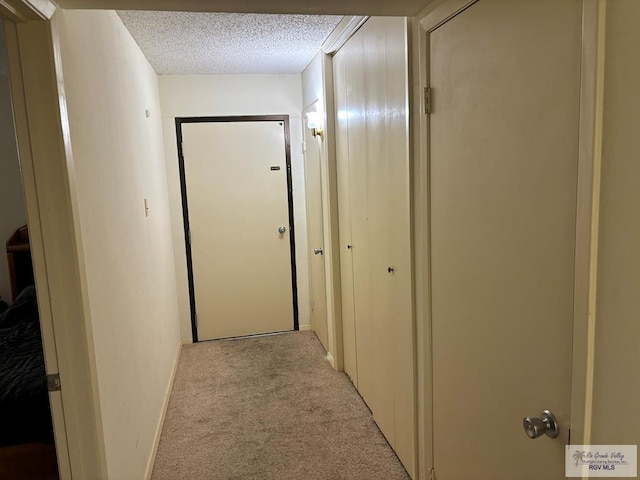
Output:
top-left (0, 286), bottom-right (54, 446)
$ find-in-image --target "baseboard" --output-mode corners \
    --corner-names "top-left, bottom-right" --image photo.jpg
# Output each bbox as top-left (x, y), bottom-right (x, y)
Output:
top-left (181, 336), bottom-right (192, 345)
top-left (298, 324), bottom-right (312, 331)
top-left (326, 351), bottom-right (336, 369)
top-left (144, 341), bottom-right (182, 480)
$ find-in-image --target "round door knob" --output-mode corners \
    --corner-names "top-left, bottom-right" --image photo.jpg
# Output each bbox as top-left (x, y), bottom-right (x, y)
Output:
top-left (278, 226), bottom-right (287, 234)
top-left (388, 266), bottom-right (395, 273)
top-left (523, 410), bottom-right (559, 439)
top-left (523, 417), bottom-right (546, 439)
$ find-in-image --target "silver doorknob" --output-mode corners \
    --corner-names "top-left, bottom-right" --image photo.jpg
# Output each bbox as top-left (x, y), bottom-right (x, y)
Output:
top-left (523, 410), bottom-right (559, 439)
top-left (314, 248), bottom-right (324, 255)
top-left (278, 226), bottom-right (287, 234)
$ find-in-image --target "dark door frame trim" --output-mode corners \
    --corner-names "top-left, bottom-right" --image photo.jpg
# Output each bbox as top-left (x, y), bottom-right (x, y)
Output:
top-left (175, 115), bottom-right (299, 342)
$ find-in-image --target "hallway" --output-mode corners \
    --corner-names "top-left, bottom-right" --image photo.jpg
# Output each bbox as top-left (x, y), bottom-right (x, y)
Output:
top-left (151, 332), bottom-right (409, 479)
top-left (4, 1), bottom-right (640, 478)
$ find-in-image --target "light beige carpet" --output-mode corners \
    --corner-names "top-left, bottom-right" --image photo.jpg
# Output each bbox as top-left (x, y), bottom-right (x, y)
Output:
top-left (152, 331), bottom-right (410, 480)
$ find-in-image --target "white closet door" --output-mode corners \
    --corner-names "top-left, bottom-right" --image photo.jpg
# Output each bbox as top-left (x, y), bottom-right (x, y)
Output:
top-left (334, 49), bottom-right (358, 386)
top-left (334, 17), bottom-right (416, 478)
top-left (428, 1), bottom-right (581, 477)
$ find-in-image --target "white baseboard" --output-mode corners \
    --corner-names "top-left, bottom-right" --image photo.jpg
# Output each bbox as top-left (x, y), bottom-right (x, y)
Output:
top-left (326, 351), bottom-right (336, 369)
top-left (181, 336), bottom-right (193, 345)
top-left (144, 341), bottom-right (182, 480)
top-left (298, 324), bottom-right (312, 331)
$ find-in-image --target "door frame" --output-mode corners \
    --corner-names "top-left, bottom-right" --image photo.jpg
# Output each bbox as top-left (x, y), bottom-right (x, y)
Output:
top-left (1, 2), bottom-right (108, 479)
top-left (411, 0), bottom-right (604, 477)
top-left (175, 115), bottom-right (299, 342)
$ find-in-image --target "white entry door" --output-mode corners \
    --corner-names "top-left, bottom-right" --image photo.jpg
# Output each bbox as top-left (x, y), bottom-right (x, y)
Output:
top-left (427, 0), bottom-right (581, 478)
top-left (180, 119), bottom-right (296, 341)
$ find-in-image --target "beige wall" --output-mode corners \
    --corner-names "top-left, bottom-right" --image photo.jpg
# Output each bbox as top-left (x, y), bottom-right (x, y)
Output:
top-left (56, 10), bottom-right (181, 479)
top-left (158, 74), bottom-right (309, 341)
top-left (0, 24), bottom-right (27, 303)
top-left (591, 0), bottom-right (640, 445)
top-left (302, 53), bottom-right (323, 110)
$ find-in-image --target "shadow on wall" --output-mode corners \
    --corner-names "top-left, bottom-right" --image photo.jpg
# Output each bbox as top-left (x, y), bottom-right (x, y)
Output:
top-left (0, 24), bottom-right (27, 307)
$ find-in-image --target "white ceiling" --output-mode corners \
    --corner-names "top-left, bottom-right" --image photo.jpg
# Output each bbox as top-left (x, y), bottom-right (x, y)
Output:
top-left (117, 11), bottom-right (343, 75)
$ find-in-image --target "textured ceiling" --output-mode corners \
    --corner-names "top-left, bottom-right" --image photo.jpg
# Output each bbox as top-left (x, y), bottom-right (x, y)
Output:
top-left (117, 11), bottom-right (343, 75)
top-left (60, 0), bottom-right (427, 16)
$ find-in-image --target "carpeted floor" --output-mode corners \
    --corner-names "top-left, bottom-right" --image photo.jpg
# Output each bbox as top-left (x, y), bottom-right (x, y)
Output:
top-left (152, 331), bottom-right (410, 480)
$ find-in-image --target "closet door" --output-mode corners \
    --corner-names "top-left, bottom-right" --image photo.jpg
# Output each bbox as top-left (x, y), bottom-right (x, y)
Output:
top-left (428, 1), bottom-right (580, 477)
top-left (385, 18), bottom-right (415, 469)
top-left (362, 18), bottom-right (395, 443)
top-left (334, 48), bottom-right (358, 387)
top-left (346, 27), bottom-right (377, 420)
top-left (334, 17), bottom-right (415, 478)
top-left (334, 26), bottom-right (381, 417)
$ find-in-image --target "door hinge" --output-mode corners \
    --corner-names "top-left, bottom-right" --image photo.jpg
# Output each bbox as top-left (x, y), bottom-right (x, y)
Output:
top-left (424, 86), bottom-right (432, 114)
top-left (181, 142), bottom-right (185, 157)
top-left (187, 230), bottom-right (191, 245)
top-left (428, 467), bottom-right (436, 480)
top-left (47, 373), bottom-right (61, 392)
top-left (194, 313), bottom-right (198, 329)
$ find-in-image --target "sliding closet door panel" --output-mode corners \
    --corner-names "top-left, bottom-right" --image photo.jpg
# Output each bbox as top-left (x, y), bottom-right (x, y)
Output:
top-left (362, 17), bottom-right (395, 445)
top-left (334, 16), bottom-right (416, 478)
top-left (385, 17), bottom-right (415, 473)
top-left (347, 30), bottom-right (376, 411)
top-left (334, 49), bottom-right (358, 387)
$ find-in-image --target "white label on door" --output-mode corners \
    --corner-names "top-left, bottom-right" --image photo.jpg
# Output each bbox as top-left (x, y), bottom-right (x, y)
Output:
top-left (566, 445), bottom-right (637, 477)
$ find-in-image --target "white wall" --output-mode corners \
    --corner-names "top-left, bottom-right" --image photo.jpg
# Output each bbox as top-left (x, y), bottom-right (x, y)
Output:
top-left (158, 74), bottom-right (309, 341)
top-left (591, 0), bottom-right (640, 445)
top-left (56, 10), bottom-right (181, 479)
top-left (0, 24), bottom-right (27, 303)
top-left (302, 53), bottom-right (324, 110)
